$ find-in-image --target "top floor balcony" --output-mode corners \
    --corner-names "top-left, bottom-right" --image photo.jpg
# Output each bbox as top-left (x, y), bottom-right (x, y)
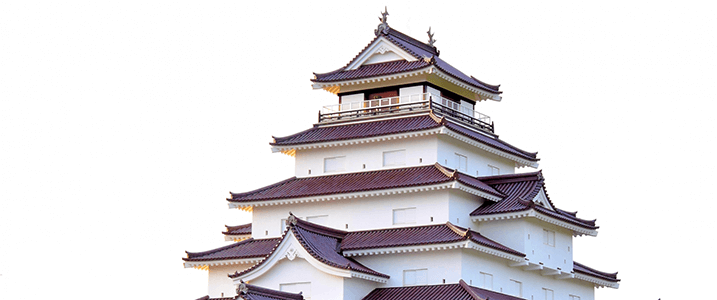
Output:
top-left (319, 93), bottom-right (494, 133)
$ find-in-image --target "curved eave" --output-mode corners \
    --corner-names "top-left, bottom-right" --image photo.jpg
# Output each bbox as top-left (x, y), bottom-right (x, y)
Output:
top-left (228, 181), bottom-right (503, 209)
top-left (470, 209), bottom-right (599, 237)
top-left (573, 271), bottom-right (620, 289)
top-left (311, 66), bottom-right (502, 101)
top-left (229, 230), bottom-right (388, 283)
top-left (270, 126), bottom-right (538, 168)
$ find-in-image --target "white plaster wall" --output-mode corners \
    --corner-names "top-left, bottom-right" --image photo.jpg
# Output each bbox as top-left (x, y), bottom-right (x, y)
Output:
top-left (460, 249), bottom-right (593, 300)
top-left (356, 249), bottom-right (463, 287)
top-left (475, 218), bottom-right (574, 274)
top-left (436, 135), bottom-right (515, 177)
top-left (249, 258), bottom-right (344, 300)
top-left (523, 218), bottom-right (574, 272)
top-left (364, 51), bottom-right (404, 65)
top-left (474, 219), bottom-right (527, 257)
top-left (447, 189), bottom-right (485, 229)
top-left (208, 263), bottom-right (253, 298)
top-left (294, 136), bottom-right (437, 177)
top-left (343, 277), bottom-right (379, 300)
top-left (252, 190), bottom-right (450, 238)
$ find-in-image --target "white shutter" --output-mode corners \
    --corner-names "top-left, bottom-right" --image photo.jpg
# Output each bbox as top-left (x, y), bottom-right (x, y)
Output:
top-left (383, 150), bottom-right (406, 166)
top-left (306, 215), bottom-right (328, 225)
top-left (455, 153), bottom-right (467, 172)
top-left (324, 156), bottom-right (345, 173)
top-left (393, 208), bottom-right (416, 225)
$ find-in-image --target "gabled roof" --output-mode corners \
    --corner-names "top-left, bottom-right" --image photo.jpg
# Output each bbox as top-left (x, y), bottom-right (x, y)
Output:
top-left (312, 27), bottom-right (501, 95)
top-left (236, 282), bottom-right (304, 300)
top-left (195, 296), bottom-right (234, 300)
top-left (341, 222), bottom-right (524, 258)
top-left (229, 215), bottom-right (389, 281)
top-left (270, 114), bottom-right (538, 164)
top-left (574, 261), bottom-right (620, 283)
top-left (362, 279), bottom-right (523, 300)
top-left (184, 238), bottom-right (281, 262)
top-left (228, 164), bottom-right (504, 204)
top-left (224, 223), bottom-right (252, 236)
top-left (470, 171), bottom-right (599, 231)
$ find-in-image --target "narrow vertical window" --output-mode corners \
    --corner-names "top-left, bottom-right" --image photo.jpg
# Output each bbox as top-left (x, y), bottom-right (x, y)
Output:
top-left (280, 219), bottom-right (288, 232)
top-left (569, 295), bottom-right (581, 300)
top-left (393, 207), bottom-right (416, 225)
top-left (324, 156), bottom-right (345, 173)
top-left (543, 229), bottom-right (555, 247)
top-left (403, 269), bottom-right (427, 286)
top-left (488, 165), bottom-right (500, 175)
top-left (479, 272), bottom-right (493, 290)
top-left (383, 150), bottom-right (406, 167)
top-left (455, 153), bottom-right (467, 172)
top-left (509, 280), bottom-right (522, 297)
top-left (542, 288), bottom-right (554, 300)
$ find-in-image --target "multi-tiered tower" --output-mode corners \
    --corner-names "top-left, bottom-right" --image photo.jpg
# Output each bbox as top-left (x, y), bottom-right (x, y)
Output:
top-left (184, 10), bottom-right (619, 300)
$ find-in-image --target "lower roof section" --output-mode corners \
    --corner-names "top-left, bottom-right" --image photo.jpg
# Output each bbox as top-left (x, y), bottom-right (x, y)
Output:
top-left (363, 279), bottom-right (522, 300)
top-left (236, 282), bottom-right (304, 300)
top-left (270, 113), bottom-right (538, 166)
top-left (228, 163), bottom-right (503, 205)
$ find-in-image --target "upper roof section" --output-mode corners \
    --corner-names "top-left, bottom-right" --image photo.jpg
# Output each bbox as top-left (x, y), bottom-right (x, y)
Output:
top-left (311, 10), bottom-right (501, 102)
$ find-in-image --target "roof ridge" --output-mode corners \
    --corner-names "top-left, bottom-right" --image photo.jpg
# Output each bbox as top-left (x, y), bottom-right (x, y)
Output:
top-left (459, 279), bottom-right (487, 300)
top-left (238, 281), bottom-right (304, 300)
top-left (386, 28), bottom-right (438, 56)
top-left (185, 238), bottom-right (257, 258)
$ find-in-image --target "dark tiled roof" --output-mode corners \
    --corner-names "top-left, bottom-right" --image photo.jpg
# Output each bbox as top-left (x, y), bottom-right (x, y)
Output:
top-left (362, 280), bottom-right (523, 300)
top-left (230, 216), bottom-right (389, 279)
top-left (237, 282), bottom-right (304, 300)
top-left (574, 261), bottom-right (620, 282)
top-left (224, 223), bottom-right (252, 236)
top-left (443, 121), bottom-right (538, 161)
top-left (271, 114), bottom-right (442, 146)
top-left (341, 223), bottom-right (524, 257)
top-left (184, 238), bottom-right (281, 262)
top-left (470, 172), bottom-right (598, 230)
top-left (195, 296), bottom-right (234, 300)
top-left (311, 60), bottom-right (430, 82)
top-left (228, 164), bottom-right (503, 203)
top-left (271, 114), bottom-right (538, 163)
top-left (313, 28), bottom-right (501, 94)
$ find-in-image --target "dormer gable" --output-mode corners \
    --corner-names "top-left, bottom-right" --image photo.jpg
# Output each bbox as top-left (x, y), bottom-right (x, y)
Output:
top-left (345, 37), bottom-right (419, 70)
top-left (532, 188), bottom-right (553, 210)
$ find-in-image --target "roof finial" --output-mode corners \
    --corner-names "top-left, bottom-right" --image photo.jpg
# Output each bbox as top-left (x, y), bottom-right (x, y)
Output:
top-left (375, 6), bottom-right (390, 36)
top-left (237, 281), bottom-right (248, 295)
top-left (427, 26), bottom-right (437, 47)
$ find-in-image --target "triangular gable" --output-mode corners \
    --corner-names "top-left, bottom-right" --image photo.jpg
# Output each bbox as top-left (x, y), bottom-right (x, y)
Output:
top-left (229, 217), bottom-right (389, 283)
top-left (532, 187), bottom-right (554, 211)
top-left (345, 37), bottom-right (419, 70)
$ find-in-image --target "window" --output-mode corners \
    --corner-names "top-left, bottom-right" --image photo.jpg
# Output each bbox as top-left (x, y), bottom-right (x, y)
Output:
top-left (280, 282), bottom-right (311, 300)
top-left (489, 165), bottom-right (500, 175)
top-left (403, 269), bottom-right (427, 286)
top-left (569, 295), bottom-right (581, 300)
top-left (542, 288), bottom-right (554, 300)
top-left (479, 272), bottom-right (493, 290)
top-left (393, 207), bottom-right (416, 225)
top-left (324, 156), bottom-right (345, 173)
top-left (455, 153), bottom-right (467, 172)
top-left (509, 280), bottom-right (522, 297)
top-left (306, 215), bottom-right (328, 225)
top-left (383, 150), bottom-right (406, 167)
top-left (543, 229), bottom-right (555, 247)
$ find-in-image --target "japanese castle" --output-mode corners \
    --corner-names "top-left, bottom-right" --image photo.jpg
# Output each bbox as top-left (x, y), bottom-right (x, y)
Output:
top-left (184, 8), bottom-right (620, 300)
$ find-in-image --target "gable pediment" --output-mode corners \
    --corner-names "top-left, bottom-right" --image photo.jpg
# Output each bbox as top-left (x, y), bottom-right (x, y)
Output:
top-left (345, 37), bottom-right (418, 70)
top-left (532, 188), bottom-right (553, 210)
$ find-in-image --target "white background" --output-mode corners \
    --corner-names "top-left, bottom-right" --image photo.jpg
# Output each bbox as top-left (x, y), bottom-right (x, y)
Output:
top-left (1, 1), bottom-right (715, 299)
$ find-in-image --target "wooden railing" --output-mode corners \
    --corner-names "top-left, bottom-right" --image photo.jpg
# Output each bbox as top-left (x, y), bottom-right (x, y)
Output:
top-left (319, 93), bottom-right (494, 133)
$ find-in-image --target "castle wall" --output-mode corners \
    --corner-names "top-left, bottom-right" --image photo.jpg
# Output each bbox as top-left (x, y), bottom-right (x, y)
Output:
top-left (249, 258), bottom-right (344, 300)
top-left (355, 249), bottom-right (463, 287)
top-left (207, 263), bottom-right (253, 298)
top-left (252, 190), bottom-right (450, 238)
top-left (436, 134), bottom-right (515, 177)
top-left (460, 249), bottom-right (593, 300)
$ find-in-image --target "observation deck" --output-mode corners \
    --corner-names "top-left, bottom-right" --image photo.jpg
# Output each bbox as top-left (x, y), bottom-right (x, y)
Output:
top-left (319, 93), bottom-right (494, 133)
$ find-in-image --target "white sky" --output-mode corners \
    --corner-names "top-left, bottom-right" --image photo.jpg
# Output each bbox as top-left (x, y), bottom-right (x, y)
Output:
top-left (1, 1), bottom-right (716, 299)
